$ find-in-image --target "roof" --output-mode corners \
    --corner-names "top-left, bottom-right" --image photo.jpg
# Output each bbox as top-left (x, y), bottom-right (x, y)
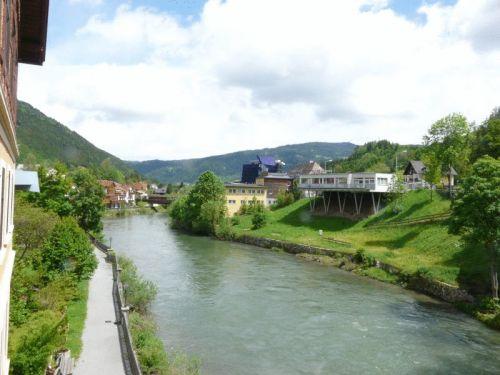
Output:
top-left (19, 0), bottom-right (50, 65)
top-left (405, 160), bottom-right (426, 174)
top-left (258, 156), bottom-right (276, 166)
top-left (289, 161), bottom-right (325, 176)
top-left (15, 170), bottom-right (40, 192)
top-left (262, 173), bottom-right (293, 180)
top-left (447, 166), bottom-right (458, 176)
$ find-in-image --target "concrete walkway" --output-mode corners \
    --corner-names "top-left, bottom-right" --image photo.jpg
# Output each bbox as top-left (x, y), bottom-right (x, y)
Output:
top-left (74, 248), bottom-right (125, 374)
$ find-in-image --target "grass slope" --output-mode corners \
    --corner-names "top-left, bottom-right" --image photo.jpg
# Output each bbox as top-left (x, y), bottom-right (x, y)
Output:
top-left (128, 142), bottom-right (356, 183)
top-left (17, 101), bottom-right (132, 174)
top-left (233, 190), bottom-right (492, 291)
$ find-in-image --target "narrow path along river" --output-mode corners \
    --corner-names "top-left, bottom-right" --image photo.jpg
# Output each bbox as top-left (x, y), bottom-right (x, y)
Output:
top-left (104, 215), bottom-right (500, 375)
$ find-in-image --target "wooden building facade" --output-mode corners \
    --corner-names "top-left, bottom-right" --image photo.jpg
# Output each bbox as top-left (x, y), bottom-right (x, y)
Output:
top-left (0, 1), bottom-right (49, 373)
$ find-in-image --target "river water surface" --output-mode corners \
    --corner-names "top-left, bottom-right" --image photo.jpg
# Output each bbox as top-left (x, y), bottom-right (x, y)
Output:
top-left (104, 215), bottom-right (500, 375)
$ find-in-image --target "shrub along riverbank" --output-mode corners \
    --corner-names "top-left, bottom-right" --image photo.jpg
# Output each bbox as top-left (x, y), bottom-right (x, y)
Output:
top-left (118, 255), bottom-right (200, 374)
top-left (223, 190), bottom-right (499, 330)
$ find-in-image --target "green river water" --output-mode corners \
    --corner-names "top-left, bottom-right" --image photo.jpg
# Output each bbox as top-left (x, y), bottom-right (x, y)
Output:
top-left (104, 215), bottom-right (500, 375)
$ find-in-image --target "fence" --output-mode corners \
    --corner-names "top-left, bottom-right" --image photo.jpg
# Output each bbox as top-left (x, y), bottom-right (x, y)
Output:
top-left (89, 236), bottom-right (142, 375)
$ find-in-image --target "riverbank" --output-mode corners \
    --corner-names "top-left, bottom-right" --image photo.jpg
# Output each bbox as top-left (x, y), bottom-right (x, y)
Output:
top-left (228, 190), bottom-right (499, 329)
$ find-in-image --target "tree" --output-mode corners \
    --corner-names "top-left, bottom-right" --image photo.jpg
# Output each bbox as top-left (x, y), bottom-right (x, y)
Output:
top-left (449, 157), bottom-right (499, 298)
top-left (423, 114), bottom-right (471, 193)
top-left (70, 167), bottom-right (105, 233)
top-left (388, 172), bottom-right (406, 213)
top-left (169, 171), bottom-right (226, 235)
top-left (41, 217), bottom-right (98, 281)
top-left (33, 163), bottom-right (73, 217)
top-left (98, 158), bottom-right (125, 183)
top-left (14, 198), bottom-right (59, 262)
top-left (422, 152), bottom-right (442, 201)
top-left (470, 108), bottom-right (500, 162)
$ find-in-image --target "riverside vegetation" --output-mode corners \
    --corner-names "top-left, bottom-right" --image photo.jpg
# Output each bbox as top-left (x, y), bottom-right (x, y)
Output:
top-left (9, 163), bottom-right (186, 374)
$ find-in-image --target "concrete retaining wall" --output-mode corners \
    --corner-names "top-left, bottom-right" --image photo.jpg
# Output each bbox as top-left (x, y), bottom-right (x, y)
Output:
top-left (236, 235), bottom-right (473, 304)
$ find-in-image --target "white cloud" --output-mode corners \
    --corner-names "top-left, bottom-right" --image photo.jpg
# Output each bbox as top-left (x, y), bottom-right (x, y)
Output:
top-left (18, 0), bottom-right (500, 161)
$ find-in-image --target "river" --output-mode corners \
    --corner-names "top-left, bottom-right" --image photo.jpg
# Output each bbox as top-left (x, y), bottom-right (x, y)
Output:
top-left (104, 215), bottom-right (500, 375)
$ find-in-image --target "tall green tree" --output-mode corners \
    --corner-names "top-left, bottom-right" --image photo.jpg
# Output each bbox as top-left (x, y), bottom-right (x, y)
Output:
top-left (470, 108), bottom-right (500, 162)
top-left (422, 152), bottom-right (442, 201)
top-left (170, 171), bottom-right (226, 234)
top-left (33, 163), bottom-right (73, 217)
top-left (423, 114), bottom-right (471, 193)
top-left (70, 167), bottom-right (105, 233)
top-left (449, 156), bottom-right (499, 298)
top-left (14, 197), bottom-right (59, 262)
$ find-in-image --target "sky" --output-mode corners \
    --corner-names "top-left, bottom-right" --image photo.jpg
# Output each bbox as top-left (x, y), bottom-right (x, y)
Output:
top-left (18, 0), bottom-right (500, 161)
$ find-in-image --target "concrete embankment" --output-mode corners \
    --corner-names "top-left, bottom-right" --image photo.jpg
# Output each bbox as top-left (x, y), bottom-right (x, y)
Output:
top-left (235, 234), bottom-right (473, 304)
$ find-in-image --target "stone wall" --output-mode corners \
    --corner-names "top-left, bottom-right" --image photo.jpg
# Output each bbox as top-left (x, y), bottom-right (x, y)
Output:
top-left (235, 235), bottom-right (474, 304)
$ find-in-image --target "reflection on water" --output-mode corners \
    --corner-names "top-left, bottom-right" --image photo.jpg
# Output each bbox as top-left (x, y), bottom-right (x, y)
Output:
top-left (104, 215), bottom-right (500, 375)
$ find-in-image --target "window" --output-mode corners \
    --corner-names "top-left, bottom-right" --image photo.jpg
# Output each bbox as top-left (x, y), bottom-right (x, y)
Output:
top-left (377, 178), bottom-right (388, 186)
top-left (326, 178), bottom-right (335, 184)
top-left (313, 178), bottom-right (321, 184)
top-left (241, 200), bottom-right (246, 204)
top-left (354, 178), bottom-right (364, 185)
top-left (338, 177), bottom-right (347, 184)
top-left (228, 200), bottom-right (236, 204)
top-left (241, 189), bottom-right (246, 194)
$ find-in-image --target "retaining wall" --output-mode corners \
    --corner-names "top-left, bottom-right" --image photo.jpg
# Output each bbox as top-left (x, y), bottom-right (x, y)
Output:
top-left (236, 235), bottom-right (473, 304)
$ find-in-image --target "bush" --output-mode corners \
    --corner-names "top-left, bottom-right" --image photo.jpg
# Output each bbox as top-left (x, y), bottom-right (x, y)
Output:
top-left (230, 216), bottom-right (240, 226)
top-left (215, 218), bottom-right (235, 240)
top-left (353, 249), bottom-right (376, 267)
top-left (129, 313), bottom-right (200, 375)
top-left (275, 190), bottom-right (295, 208)
top-left (252, 211), bottom-right (267, 230)
top-left (119, 256), bottom-right (158, 313)
top-left (9, 311), bottom-right (66, 375)
top-left (41, 217), bottom-right (97, 281)
top-left (36, 275), bottom-right (78, 312)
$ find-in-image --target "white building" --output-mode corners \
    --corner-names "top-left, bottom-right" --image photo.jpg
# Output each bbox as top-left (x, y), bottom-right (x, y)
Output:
top-left (298, 172), bottom-right (395, 215)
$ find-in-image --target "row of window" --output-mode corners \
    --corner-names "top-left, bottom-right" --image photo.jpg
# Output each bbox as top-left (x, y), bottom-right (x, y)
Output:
top-left (227, 199), bottom-right (265, 205)
top-left (300, 177), bottom-right (389, 186)
top-left (227, 188), bottom-right (265, 195)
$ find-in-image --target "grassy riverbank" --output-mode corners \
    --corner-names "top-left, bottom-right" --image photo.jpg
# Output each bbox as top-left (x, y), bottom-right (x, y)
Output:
top-left (233, 190), bottom-right (481, 285)
top-left (231, 190), bottom-right (499, 328)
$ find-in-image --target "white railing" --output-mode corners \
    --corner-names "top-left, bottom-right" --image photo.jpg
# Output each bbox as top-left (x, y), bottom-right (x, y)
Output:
top-left (299, 183), bottom-right (377, 190)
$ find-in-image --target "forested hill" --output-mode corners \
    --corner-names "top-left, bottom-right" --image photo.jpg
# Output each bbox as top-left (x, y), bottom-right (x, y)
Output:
top-left (128, 142), bottom-right (356, 183)
top-left (17, 101), bottom-right (132, 175)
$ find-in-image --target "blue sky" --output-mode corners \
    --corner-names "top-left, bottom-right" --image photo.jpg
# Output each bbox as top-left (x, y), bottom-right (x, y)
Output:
top-left (19, 0), bottom-right (499, 161)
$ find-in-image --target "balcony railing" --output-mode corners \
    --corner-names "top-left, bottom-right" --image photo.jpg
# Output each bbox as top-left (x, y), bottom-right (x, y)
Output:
top-left (299, 183), bottom-right (377, 190)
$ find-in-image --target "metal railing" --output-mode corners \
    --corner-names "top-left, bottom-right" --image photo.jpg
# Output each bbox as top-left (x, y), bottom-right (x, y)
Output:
top-left (90, 236), bottom-right (142, 375)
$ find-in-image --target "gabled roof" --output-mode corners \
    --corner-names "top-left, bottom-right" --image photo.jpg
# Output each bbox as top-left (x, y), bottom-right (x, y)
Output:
top-left (19, 0), bottom-right (50, 65)
top-left (404, 160), bottom-right (426, 175)
top-left (447, 166), bottom-right (458, 176)
top-left (289, 161), bottom-right (325, 176)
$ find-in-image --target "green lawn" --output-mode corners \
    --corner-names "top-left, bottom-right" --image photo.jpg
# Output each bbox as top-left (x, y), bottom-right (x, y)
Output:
top-left (66, 279), bottom-right (90, 358)
top-left (233, 190), bottom-right (491, 290)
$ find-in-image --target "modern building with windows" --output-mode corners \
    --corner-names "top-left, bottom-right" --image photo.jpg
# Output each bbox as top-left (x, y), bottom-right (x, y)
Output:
top-left (298, 172), bottom-right (395, 216)
top-left (0, 1), bottom-right (49, 372)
